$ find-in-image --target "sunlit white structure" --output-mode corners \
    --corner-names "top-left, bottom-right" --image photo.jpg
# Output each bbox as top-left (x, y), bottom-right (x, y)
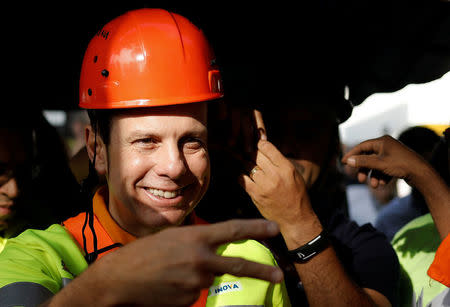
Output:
top-left (340, 71), bottom-right (450, 146)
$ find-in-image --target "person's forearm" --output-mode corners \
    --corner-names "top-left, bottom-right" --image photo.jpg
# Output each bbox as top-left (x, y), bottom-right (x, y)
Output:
top-left (294, 247), bottom-right (377, 307)
top-left (44, 283), bottom-right (107, 307)
top-left (281, 220), bottom-right (386, 307)
top-left (411, 163), bottom-right (450, 239)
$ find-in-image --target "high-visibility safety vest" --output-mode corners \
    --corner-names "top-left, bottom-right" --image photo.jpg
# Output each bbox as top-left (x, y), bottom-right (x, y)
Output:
top-left (392, 213), bottom-right (446, 307)
top-left (0, 237), bottom-right (6, 253)
top-left (0, 187), bottom-right (291, 307)
top-left (427, 233), bottom-right (450, 287)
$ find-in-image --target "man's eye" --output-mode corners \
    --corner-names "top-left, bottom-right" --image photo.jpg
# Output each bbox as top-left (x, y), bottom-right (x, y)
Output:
top-left (0, 175), bottom-right (12, 186)
top-left (0, 168), bottom-right (13, 179)
top-left (135, 138), bottom-right (157, 146)
top-left (183, 138), bottom-right (204, 150)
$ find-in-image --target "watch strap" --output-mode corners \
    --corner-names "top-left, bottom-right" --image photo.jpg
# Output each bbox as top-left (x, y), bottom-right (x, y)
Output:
top-left (288, 230), bottom-right (330, 263)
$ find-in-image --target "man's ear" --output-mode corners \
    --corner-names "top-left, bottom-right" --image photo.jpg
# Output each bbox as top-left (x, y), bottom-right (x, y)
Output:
top-left (85, 125), bottom-right (107, 176)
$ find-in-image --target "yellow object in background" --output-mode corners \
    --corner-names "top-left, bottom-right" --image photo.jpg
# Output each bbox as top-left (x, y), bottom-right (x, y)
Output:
top-left (421, 124), bottom-right (449, 136)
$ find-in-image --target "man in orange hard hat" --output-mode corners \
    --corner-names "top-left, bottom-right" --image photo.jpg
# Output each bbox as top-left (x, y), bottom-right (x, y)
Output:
top-left (0, 9), bottom-right (291, 307)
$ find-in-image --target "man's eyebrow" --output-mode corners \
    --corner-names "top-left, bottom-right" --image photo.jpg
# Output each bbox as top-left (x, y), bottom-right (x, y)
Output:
top-left (125, 131), bottom-right (159, 142)
top-left (123, 124), bottom-right (208, 143)
top-left (182, 129), bottom-right (207, 137)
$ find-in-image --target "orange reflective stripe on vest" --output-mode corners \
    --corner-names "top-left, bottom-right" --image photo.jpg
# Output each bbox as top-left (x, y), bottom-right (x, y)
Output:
top-left (62, 212), bottom-right (120, 261)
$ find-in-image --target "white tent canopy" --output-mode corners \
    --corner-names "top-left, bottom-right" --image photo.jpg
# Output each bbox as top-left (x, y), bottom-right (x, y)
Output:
top-left (340, 71), bottom-right (450, 146)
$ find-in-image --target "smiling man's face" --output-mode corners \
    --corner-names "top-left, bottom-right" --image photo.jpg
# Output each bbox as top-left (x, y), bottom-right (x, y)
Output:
top-left (94, 103), bottom-right (210, 236)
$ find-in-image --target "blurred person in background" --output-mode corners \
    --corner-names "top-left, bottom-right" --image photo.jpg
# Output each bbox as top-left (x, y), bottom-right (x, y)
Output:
top-left (342, 127), bottom-right (450, 307)
top-left (0, 108), bottom-right (84, 252)
top-left (66, 110), bottom-right (90, 157)
top-left (66, 111), bottom-right (96, 186)
top-left (0, 116), bottom-right (28, 250)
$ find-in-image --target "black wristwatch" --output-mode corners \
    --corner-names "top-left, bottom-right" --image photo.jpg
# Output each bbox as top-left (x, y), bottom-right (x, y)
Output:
top-left (287, 230), bottom-right (330, 263)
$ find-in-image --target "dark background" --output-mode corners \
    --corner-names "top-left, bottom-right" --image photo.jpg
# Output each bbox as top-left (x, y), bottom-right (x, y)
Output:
top-left (5, 0), bottom-right (450, 111)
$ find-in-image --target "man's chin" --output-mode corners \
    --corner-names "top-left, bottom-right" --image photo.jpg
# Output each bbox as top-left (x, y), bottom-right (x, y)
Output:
top-left (137, 210), bottom-right (191, 235)
top-left (154, 211), bottom-right (190, 227)
top-left (0, 206), bottom-right (14, 218)
top-left (0, 212), bottom-right (14, 223)
top-left (0, 219), bottom-right (10, 231)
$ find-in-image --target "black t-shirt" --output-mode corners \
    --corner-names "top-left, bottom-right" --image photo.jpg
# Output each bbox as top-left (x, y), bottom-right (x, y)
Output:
top-left (264, 209), bottom-right (400, 306)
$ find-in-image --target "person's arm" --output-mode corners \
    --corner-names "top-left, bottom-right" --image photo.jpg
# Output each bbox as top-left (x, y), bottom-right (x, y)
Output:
top-left (239, 139), bottom-right (391, 307)
top-left (341, 135), bottom-right (450, 239)
top-left (40, 219), bottom-right (283, 307)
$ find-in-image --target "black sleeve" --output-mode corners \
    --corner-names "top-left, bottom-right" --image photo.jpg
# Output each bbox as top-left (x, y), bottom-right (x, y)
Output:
top-left (327, 211), bottom-right (400, 306)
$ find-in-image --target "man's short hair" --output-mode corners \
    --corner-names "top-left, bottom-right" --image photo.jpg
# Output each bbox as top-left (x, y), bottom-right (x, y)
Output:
top-left (86, 110), bottom-right (118, 146)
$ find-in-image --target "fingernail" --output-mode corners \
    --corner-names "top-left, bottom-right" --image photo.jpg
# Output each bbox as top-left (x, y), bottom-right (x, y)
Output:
top-left (258, 128), bottom-right (267, 141)
top-left (347, 157), bottom-right (356, 167)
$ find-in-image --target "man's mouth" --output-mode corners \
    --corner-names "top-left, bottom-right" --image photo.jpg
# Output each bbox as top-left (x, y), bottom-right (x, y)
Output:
top-left (0, 201), bottom-right (13, 208)
top-left (144, 187), bottom-right (182, 199)
top-left (0, 205), bottom-right (13, 216)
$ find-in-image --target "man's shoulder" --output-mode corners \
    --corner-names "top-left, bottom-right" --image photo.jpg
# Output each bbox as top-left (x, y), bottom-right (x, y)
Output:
top-left (5, 224), bottom-right (72, 246)
top-left (0, 224), bottom-right (88, 305)
top-left (0, 224), bottom-right (87, 288)
top-left (391, 213), bottom-right (440, 253)
top-left (391, 213), bottom-right (440, 261)
top-left (393, 213), bottom-right (434, 237)
top-left (217, 239), bottom-right (277, 266)
top-left (392, 214), bottom-right (446, 307)
top-left (209, 239), bottom-right (290, 307)
top-left (1, 223), bottom-right (86, 265)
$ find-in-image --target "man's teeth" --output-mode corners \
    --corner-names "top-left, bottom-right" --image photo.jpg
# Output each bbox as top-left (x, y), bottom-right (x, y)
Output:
top-left (147, 188), bottom-right (179, 199)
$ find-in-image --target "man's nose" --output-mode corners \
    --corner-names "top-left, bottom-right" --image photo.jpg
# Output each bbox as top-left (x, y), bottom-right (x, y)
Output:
top-left (0, 177), bottom-right (19, 199)
top-left (154, 143), bottom-right (187, 179)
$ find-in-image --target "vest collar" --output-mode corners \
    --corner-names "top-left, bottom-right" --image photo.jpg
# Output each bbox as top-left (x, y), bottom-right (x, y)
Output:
top-left (93, 186), bottom-right (136, 245)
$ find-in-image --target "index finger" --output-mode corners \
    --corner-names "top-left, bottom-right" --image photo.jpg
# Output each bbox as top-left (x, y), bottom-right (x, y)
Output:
top-left (253, 109), bottom-right (267, 141)
top-left (342, 138), bottom-right (382, 164)
top-left (195, 219), bottom-right (280, 246)
top-left (256, 140), bottom-right (290, 168)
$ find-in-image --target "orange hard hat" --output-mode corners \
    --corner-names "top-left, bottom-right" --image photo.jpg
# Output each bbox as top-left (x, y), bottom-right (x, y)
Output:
top-left (79, 8), bottom-right (223, 109)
